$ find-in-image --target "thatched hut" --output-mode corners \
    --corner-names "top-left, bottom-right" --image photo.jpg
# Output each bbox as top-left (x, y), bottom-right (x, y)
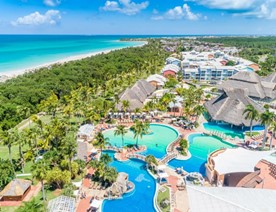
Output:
top-left (116, 80), bottom-right (156, 111)
top-left (0, 179), bottom-right (31, 201)
top-left (217, 71), bottom-right (276, 101)
top-left (204, 88), bottom-right (264, 127)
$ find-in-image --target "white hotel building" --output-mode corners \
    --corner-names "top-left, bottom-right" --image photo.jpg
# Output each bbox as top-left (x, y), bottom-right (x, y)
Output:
top-left (180, 50), bottom-right (256, 81)
top-left (183, 65), bottom-right (238, 81)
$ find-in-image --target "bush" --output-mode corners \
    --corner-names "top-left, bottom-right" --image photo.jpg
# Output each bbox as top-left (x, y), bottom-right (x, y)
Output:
top-left (179, 139), bottom-right (189, 156)
top-left (46, 167), bottom-right (71, 189)
top-left (0, 159), bottom-right (15, 190)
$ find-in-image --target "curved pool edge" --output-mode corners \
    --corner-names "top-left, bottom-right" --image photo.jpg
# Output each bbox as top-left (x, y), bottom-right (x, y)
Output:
top-left (104, 123), bottom-right (180, 160)
top-left (201, 122), bottom-right (245, 139)
top-left (146, 167), bottom-right (159, 212)
top-left (188, 131), bottom-right (237, 148)
top-left (100, 157), bottom-right (158, 212)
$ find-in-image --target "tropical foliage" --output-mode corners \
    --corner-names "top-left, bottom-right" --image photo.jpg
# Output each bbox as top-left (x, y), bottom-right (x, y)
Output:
top-left (0, 159), bottom-right (15, 190)
top-left (132, 120), bottom-right (150, 146)
top-left (89, 154), bottom-right (118, 185)
top-left (0, 40), bottom-right (167, 131)
top-left (243, 105), bottom-right (259, 137)
top-left (179, 139), bottom-right (189, 156)
top-left (114, 125), bottom-right (128, 147)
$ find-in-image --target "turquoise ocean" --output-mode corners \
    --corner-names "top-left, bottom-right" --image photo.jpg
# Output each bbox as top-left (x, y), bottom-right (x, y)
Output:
top-left (0, 35), bottom-right (144, 74)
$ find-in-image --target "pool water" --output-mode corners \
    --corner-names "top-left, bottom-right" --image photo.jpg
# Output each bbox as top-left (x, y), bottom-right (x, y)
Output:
top-left (169, 133), bottom-right (235, 176)
top-left (104, 124), bottom-right (179, 159)
top-left (203, 122), bottom-right (245, 139)
top-left (102, 151), bottom-right (156, 212)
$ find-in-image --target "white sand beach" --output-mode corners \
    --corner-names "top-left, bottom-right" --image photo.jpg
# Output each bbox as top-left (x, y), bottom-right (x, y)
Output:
top-left (0, 41), bottom-right (147, 83)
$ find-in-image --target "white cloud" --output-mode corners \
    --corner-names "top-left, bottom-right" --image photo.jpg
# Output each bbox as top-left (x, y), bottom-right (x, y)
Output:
top-left (152, 3), bottom-right (201, 21)
top-left (191, 0), bottom-right (254, 10)
top-left (187, 0), bottom-right (276, 19)
top-left (12, 10), bottom-right (61, 26)
top-left (43, 0), bottom-right (61, 7)
top-left (102, 0), bottom-right (149, 15)
top-left (239, 1), bottom-right (276, 20)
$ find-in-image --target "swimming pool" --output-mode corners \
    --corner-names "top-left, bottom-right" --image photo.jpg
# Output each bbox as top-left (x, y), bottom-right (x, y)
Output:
top-left (102, 151), bottom-right (156, 212)
top-left (168, 133), bottom-right (235, 175)
top-left (203, 122), bottom-right (245, 139)
top-left (104, 124), bottom-right (179, 159)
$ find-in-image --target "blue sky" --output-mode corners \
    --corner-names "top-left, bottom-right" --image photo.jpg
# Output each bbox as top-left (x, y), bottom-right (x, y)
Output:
top-left (0, 0), bottom-right (276, 35)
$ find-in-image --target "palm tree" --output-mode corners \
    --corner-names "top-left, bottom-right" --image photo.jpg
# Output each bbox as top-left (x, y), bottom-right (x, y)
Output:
top-left (31, 160), bottom-right (49, 203)
top-left (260, 110), bottom-right (275, 149)
top-left (103, 167), bottom-right (118, 184)
top-left (145, 155), bottom-right (158, 169)
top-left (16, 197), bottom-right (44, 212)
top-left (193, 105), bottom-right (205, 121)
top-left (269, 121), bottom-right (276, 150)
top-left (132, 120), bottom-right (149, 147)
top-left (243, 105), bottom-right (259, 137)
top-left (114, 125), bottom-right (128, 147)
top-left (62, 134), bottom-right (77, 179)
top-left (0, 130), bottom-right (16, 164)
top-left (121, 100), bottom-right (130, 113)
top-left (16, 130), bottom-right (26, 173)
top-left (93, 132), bottom-right (110, 153)
top-left (100, 154), bottom-right (112, 165)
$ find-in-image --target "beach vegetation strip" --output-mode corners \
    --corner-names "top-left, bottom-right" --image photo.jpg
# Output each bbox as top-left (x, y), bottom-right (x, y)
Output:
top-left (0, 40), bottom-right (168, 131)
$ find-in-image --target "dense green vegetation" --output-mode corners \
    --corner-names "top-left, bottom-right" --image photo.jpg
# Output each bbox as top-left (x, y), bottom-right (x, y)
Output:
top-left (0, 40), bottom-right (167, 130)
top-left (0, 40), bottom-right (168, 209)
top-left (198, 36), bottom-right (276, 76)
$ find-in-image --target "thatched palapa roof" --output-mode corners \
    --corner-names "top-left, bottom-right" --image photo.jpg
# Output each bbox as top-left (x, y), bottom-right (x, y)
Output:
top-left (204, 88), bottom-right (264, 127)
top-left (0, 179), bottom-right (31, 197)
top-left (217, 72), bottom-right (276, 100)
top-left (263, 72), bottom-right (276, 84)
top-left (116, 80), bottom-right (155, 111)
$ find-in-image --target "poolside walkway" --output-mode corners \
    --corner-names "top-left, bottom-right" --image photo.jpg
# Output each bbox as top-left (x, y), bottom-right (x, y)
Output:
top-left (165, 167), bottom-right (190, 212)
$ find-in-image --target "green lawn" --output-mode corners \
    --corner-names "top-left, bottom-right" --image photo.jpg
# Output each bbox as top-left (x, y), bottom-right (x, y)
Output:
top-left (157, 186), bottom-right (170, 212)
top-left (0, 206), bottom-right (19, 212)
top-left (36, 189), bottom-right (59, 202)
top-left (245, 131), bottom-right (260, 137)
top-left (0, 144), bottom-right (33, 174)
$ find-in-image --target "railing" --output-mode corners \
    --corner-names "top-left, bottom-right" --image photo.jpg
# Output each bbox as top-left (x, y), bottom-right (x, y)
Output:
top-left (166, 136), bottom-right (182, 154)
top-left (127, 154), bottom-right (146, 162)
top-left (105, 146), bottom-right (120, 152)
top-left (159, 153), bottom-right (177, 164)
top-left (203, 130), bottom-right (244, 144)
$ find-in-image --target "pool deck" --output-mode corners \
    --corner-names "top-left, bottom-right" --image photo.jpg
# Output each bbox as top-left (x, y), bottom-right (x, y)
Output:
top-left (165, 167), bottom-right (190, 212)
top-left (76, 116), bottom-right (276, 212)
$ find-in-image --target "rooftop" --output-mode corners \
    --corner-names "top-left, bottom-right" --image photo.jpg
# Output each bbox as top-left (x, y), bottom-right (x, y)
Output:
top-left (48, 195), bottom-right (75, 212)
top-left (0, 179), bottom-right (31, 197)
top-left (187, 186), bottom-right (276, 212)
top-left (204, 88), bottom-right (264, 126)
top-left (212, 148), bottom-right (274, 175)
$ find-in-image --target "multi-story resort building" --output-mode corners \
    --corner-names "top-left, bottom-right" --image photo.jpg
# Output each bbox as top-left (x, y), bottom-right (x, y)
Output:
top-left (163, 50), bottom-right (260, 82)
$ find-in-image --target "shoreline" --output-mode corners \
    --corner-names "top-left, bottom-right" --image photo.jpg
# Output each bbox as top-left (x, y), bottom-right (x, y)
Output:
top-left (0, 41), bottom-right (147, 83)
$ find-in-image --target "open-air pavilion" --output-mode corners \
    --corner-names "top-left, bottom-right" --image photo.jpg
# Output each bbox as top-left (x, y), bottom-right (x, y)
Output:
top-left (77, 124), bottom-right (95, 142)
top-left (47, 195), bottom-right (75, 212)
